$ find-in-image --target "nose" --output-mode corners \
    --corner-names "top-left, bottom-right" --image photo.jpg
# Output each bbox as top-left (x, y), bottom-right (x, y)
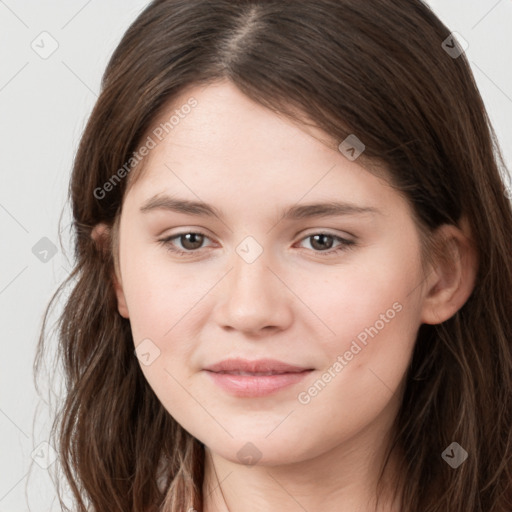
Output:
top-left (213, 246), bottom-right (293, 336)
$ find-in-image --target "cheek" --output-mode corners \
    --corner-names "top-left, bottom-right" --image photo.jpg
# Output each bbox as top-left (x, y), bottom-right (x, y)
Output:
top-left (299, 243), bottom-right (423, 400)
top-left (305, 244), bottom-right (422, 343)
top-left (121, 249), bottom-right (210, 341)
top-left (288, 265), bottom-right (420, 451)
top-left (121, 258), bottom-right (201, 415)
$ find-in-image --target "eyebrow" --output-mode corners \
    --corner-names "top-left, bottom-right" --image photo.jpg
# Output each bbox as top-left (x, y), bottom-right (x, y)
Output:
top-left (139, 194), bottom-right (381, 220)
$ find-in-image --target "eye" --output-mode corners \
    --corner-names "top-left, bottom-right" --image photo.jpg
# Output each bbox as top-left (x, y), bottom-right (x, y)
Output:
top-left (158, 231), bottom-right (213, 255)
top-left (158, 230), bottom-right (356, 258)
top-left (296, 233), bottom-right (356, 256)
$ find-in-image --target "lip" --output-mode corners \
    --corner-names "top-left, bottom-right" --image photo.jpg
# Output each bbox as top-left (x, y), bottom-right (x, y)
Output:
top-left (204, 357), bottom-right (311, 374)
top-left (203, 358), bottom-right (314, 397)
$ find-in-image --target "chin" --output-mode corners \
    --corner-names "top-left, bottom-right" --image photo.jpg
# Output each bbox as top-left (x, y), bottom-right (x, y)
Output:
top-left (203, 434), bottom-right (315, 468)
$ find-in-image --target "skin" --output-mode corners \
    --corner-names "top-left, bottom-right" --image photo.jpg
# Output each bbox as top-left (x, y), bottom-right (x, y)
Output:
top-left (92, 79), bottom-right (477, 512)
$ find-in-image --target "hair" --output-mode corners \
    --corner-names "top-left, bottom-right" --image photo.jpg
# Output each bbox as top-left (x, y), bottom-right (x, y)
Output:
top-left (34, 0), bottom-right (512, 511)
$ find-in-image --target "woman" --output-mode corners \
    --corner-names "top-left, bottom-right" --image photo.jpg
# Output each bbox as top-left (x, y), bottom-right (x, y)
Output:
top-left (35, 1), bottom-right (512, 511)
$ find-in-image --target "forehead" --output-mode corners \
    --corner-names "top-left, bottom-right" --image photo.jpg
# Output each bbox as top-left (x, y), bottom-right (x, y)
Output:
top-left (123, 81), bottom-right (398, 215)
top-left (136, 82), bottom-right (337, 167)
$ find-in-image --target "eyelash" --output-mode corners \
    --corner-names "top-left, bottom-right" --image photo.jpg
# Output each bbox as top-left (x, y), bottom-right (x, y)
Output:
top-left (157, 231), bottom-right (357, 257)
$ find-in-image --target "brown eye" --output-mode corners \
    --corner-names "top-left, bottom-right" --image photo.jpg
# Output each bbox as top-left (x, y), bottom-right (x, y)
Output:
top-left (178, 233), bottom-right (205, 251)
top-left (309, 234), bottom-right (335, 251)
top-left (158, 231), bottom-right (212, 255)
top-left (298, 233), bottom-right (356, 256)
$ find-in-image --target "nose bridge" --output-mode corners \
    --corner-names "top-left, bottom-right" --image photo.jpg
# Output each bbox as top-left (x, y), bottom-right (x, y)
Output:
top-left (216, 236), bottom-right (292, 333)
top-left (230, 239), bottom-right (277, 307)
top-left (232, 246), bottom-right (271, 296)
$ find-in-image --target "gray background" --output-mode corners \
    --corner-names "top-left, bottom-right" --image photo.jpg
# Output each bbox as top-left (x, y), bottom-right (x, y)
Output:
top-left (1, 1), bottom-right (511, 510)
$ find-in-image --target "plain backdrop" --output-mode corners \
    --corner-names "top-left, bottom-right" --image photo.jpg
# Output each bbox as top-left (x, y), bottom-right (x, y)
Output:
top-left (1, 1), bottom-right (511, 510)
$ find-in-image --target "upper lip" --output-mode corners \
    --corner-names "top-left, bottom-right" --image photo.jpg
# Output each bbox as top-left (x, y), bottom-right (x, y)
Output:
top-left (204, 358), bottom-right (312, 374)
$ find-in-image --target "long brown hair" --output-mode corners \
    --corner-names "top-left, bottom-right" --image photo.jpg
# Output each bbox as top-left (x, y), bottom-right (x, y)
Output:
top-left (34, 1), bottom-right (512, 510)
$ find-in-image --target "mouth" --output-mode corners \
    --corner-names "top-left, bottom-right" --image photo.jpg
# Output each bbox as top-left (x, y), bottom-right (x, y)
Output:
top-left (203, 358), bottom-right (314, 397)
top-left (204, 357), bottom-right (312, 374)
top-left (214, 370), bottom-right (302, 376)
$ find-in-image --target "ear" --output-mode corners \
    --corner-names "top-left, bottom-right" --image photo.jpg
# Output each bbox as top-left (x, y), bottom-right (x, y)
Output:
top-left (91, 222), bottom-right (130, 319)
top-left (420, 217), bottom-right (478, 325)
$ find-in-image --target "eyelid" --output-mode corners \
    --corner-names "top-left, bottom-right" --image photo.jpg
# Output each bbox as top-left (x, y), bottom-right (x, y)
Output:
top-left (297, 227), bottom-right (356, 240)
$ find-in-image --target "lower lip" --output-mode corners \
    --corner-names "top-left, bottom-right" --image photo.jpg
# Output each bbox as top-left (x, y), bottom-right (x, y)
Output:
top-left (204, 370), bottom-right (313, 397)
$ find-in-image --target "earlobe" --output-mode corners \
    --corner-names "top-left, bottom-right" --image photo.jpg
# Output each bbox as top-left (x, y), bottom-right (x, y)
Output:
top-left (420, 219), bottom-right (478, 325)
top-left (91, 222), bottom-right (130, 319)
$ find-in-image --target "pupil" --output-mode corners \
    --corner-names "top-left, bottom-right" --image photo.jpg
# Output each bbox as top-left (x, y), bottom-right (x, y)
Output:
top-left (182, 233), bottom-right (203, 250)
top-left (311, 234), bottom-right (333, 251)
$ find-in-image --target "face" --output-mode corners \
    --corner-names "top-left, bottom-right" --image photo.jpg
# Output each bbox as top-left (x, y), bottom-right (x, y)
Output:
top-left (112, 80), bottom-right (429, 467)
